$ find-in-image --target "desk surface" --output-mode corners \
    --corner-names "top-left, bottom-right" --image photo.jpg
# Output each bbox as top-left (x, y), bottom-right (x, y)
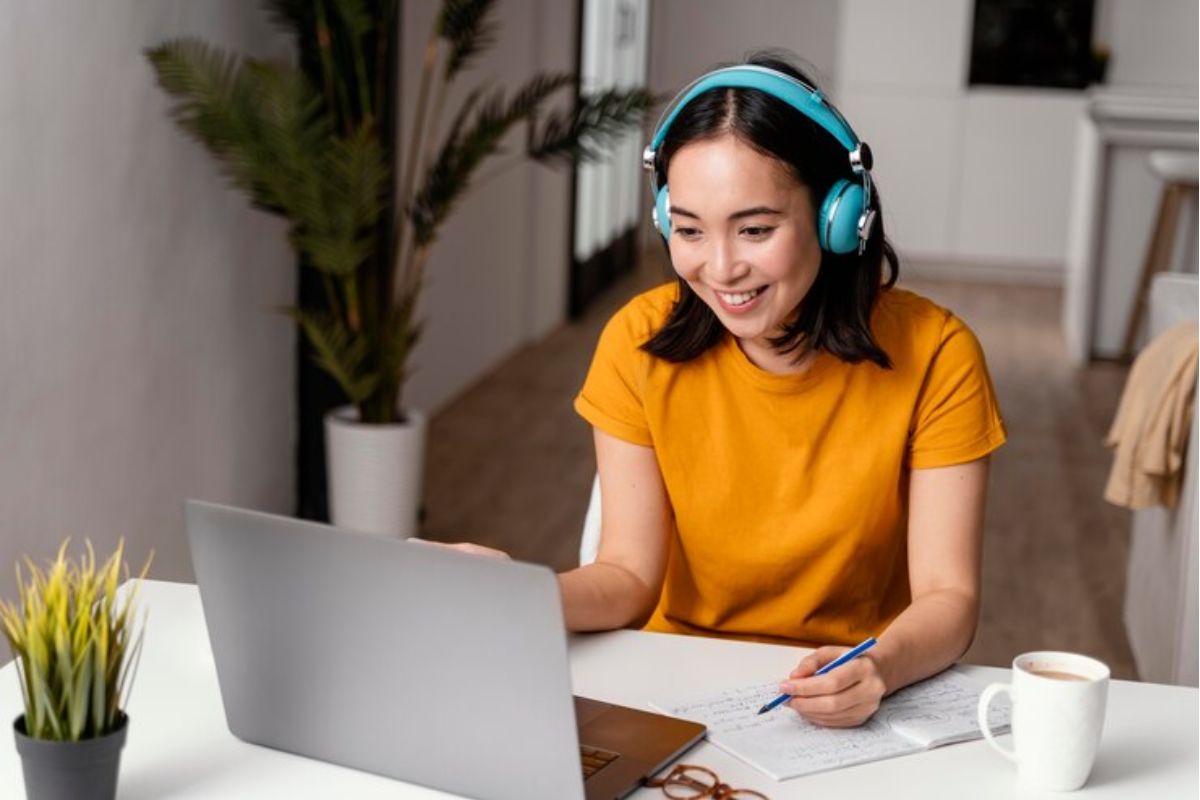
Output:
top-left (1, 580), bottom-right (1196, 799)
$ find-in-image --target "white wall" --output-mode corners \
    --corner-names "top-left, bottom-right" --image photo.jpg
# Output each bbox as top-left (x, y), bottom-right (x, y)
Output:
top-left (401, 0), bottom-right (577, 413)
top-left (526, 1), bottom-right (580, 339)
top-left (833, 0), bottom-right (974, 267)
top-left (1098, 0), bottom-right (1199, 93)
top-left (647, 0), bottom-right (841, 94)
top-left (0, 3), bottom-right (296, 601)
top-left (954, 89), bottom-right (1086, 267)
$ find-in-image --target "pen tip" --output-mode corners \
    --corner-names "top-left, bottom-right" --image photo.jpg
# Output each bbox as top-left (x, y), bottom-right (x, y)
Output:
top-left (756, 706), bottom-right (767, 715)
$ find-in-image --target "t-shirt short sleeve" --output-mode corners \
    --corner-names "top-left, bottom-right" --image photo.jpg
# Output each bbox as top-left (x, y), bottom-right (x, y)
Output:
top-left (573, 298), bottom-right (657, 447)
top-left (908, 314), bottom-right (1007, 469)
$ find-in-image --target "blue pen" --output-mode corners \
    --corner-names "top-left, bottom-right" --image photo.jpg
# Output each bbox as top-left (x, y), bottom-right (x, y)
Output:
top-left (756, 637), bottom-right (878, 715)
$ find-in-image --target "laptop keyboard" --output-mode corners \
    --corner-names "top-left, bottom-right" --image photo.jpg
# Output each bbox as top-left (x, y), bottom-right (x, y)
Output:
top-left (580, 745), bottom-right (620, 779)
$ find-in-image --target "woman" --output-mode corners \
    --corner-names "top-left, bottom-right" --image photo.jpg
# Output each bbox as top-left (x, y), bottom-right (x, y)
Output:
top-left (467, 53), bottom-right (1005, 728)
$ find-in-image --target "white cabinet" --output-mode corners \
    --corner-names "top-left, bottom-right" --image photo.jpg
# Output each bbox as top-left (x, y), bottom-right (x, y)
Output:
top-left (1063, 90), bottom-right (1198, 363)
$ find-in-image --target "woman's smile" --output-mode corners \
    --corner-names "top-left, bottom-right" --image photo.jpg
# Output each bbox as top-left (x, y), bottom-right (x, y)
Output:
top-left (713, 284), bottom-right (769, 314)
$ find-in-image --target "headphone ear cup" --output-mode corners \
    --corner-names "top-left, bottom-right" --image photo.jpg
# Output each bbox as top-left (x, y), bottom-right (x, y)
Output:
top-left (818, 179), bottom-right (865, 255)
top-left (654, 185), bottom-right (671, 240)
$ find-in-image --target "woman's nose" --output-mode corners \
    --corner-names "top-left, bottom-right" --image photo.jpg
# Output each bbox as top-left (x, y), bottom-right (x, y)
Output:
top-left (706, 239), bottom-right (748, 285)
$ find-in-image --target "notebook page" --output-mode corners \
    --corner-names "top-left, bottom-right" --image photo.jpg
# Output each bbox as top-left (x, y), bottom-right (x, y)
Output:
top-left (878, 668), bottom-right (1012, 748)
top-left (651, 682), bottom-right (919, 781)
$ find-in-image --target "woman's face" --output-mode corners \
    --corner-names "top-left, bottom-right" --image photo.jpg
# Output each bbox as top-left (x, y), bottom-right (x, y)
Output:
top-left (665, 133), bottom-right (821, 365)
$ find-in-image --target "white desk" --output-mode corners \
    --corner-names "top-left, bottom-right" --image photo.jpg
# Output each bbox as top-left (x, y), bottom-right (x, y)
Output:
top-left (1, 580), bottom-right (1196, 799)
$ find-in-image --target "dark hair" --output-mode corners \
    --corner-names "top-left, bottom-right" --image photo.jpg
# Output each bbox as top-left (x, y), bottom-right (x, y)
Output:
top-left (642, 51), bottom-right (899, 369)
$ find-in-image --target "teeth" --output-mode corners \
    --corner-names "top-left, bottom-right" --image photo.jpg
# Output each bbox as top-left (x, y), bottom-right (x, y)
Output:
top-left (717, 287), bottom-right (764, 306)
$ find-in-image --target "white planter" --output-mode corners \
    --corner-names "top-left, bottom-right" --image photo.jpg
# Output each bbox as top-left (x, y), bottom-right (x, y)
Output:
top-left (324, 406), bottom-right (427, 538)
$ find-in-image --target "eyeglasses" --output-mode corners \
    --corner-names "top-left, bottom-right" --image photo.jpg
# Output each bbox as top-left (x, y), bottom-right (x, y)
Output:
top-left (644, 764), bottom-right (770, 799)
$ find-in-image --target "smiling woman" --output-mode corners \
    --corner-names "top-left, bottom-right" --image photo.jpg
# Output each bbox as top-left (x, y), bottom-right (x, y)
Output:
top-left (458, 52), bottom-right (1008, 731)
top-left (568, 52), bottom-right (1007, 729)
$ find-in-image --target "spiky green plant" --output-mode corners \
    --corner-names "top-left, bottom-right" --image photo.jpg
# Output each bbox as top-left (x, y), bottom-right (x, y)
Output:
top-left (0, 541), bottom-right (152, 741)
top-left (145, 0), bottom-right (656, 423)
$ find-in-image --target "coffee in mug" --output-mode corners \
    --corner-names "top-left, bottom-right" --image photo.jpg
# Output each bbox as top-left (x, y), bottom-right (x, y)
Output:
top-left (977, 651), bottom-right (1109, 792)
top-left (1026, 668), bottom-right (1087, 681)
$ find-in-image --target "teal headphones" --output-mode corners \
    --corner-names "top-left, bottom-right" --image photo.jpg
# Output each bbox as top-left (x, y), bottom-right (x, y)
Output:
top-left (643, 65), bottom-right (876, 255)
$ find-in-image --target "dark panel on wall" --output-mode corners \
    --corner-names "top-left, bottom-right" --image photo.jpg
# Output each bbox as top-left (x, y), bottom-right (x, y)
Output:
top-left (969, 0), bottom-right (1102, 89)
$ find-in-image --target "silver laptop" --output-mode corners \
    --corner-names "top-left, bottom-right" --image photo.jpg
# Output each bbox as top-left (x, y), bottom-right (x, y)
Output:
top-left (184, 500), bottom-right (705, 800)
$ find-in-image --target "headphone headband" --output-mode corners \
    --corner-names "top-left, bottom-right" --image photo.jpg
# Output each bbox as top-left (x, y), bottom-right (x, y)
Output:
top-left (647, 65), bottom-right (861, 155)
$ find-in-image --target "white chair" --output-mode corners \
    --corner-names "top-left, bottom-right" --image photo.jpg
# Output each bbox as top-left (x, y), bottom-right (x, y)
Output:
top-left (1122, 272), bottom-right (1199, 686)
top-left (579, 474), bottom-right (602, 566)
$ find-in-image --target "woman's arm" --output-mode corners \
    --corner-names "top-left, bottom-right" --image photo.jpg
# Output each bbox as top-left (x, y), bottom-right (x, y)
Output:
top-left (558, 428), bottom-right (673, 631)
top-left (869, 456), bottom-right (989, 689)
top-left (782, 457), bottom-right (990, 726)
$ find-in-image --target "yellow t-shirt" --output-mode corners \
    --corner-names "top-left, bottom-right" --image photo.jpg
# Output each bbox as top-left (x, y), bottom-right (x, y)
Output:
top-left (574, 282), bottom-right (1006, 647)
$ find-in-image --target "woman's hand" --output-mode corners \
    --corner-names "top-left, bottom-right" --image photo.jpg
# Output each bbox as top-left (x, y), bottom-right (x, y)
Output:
top-left (413, 540), bottom-right (511, 559)
top-left (780, 646), bottom-right (889, 728)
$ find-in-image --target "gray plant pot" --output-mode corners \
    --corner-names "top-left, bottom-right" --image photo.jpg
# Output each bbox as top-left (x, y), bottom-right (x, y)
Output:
top-left (13, 713), bottom-right (128, 800)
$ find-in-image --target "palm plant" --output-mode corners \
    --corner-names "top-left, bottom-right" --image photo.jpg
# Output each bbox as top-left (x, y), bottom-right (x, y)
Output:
top-left (146, 0), bottom-right (655, 424)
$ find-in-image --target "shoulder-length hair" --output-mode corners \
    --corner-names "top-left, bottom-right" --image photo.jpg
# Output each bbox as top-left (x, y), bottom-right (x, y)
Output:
top-left (643, 51), bottom-right (899, 369)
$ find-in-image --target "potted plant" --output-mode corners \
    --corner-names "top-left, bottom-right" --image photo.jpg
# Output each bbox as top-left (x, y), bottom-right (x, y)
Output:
top-left (145, 0), bottom-right (655, 537)
top-left (0, 540), bottom-right (150, 800)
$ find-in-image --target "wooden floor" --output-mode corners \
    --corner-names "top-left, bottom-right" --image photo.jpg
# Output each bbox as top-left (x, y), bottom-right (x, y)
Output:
top-left (422, 252), bottom-right (1138, 679)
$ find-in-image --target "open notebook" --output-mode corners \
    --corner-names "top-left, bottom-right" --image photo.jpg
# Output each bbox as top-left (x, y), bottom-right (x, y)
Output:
top-left (651, 667), bottom-right (1010, 781)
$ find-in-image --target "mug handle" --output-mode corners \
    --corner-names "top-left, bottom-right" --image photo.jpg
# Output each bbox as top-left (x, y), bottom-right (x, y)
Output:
top-left (977, 683), bottom-right (1016, 762)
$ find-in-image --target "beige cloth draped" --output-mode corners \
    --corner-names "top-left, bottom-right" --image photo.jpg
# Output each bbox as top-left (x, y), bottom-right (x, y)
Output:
top-left (1105, 322), bottom-right (1199, 509)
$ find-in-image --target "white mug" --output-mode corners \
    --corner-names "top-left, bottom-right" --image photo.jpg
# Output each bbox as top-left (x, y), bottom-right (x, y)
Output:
top-left (977, 651), bottom-right (1110, 791)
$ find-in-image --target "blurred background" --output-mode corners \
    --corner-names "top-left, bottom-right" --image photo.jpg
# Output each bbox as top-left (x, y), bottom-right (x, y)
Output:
top-left (1, 1), bottom-right (1196, 683)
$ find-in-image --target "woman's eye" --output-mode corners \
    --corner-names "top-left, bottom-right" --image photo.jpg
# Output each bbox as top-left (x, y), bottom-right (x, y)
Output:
top-left (742, 226), bottom-right (774, 238)
top-left (674, 227), bottom-right (701, 239)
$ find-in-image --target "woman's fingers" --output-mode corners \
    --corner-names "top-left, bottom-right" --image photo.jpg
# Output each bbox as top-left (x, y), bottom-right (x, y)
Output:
top-left (785, 669), bottom-right (880, 716)
top-left (412, 540), bottom-right (512, 559)
top-left (789, 645), bottom-right (848, 678)
top-left (782, 655), bottom-right (868, 697)
top-left (784, 676), bottom-right (866, 715)
top-left (450, 542), bottom-right (511, 559)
